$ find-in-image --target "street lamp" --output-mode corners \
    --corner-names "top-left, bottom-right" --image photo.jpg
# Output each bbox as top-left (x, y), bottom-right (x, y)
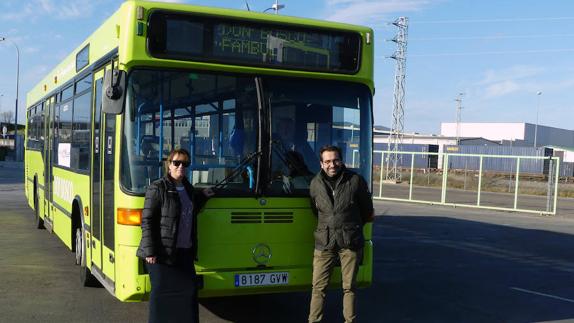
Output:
top-left (264, 0), bottom-right (285, 14)
top-left (534, 91), bottom-right (542, 148)
top-left (0, 37), bottom-right (20, 160)
top-left (454, 92), bottom-right (464, 145)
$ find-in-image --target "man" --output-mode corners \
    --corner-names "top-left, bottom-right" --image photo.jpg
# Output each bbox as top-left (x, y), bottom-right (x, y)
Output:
top-left (308, 145), bottom-right (374, 323)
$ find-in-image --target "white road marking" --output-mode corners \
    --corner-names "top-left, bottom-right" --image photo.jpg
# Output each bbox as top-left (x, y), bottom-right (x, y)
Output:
top-left (511, 287), bottom-right (574, 303)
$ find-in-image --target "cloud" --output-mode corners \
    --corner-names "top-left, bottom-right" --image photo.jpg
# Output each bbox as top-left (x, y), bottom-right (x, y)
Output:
top-left (38, 0), bottom-right (54, 12)
top-left (484, 80), bottom-right (520, 98)
top-left (523, 76), bottom-right (574, 94)
top-left (24, 47), bottom-right (40, 54)
top-left (478, 65), bottom-right (544, 85)
top-left (50, 0), bottom-right (97, 19)
top-left (153, 0), bottom-right (188, 3)
top-left (22, 63), bottom-right (51, 88)
top-left (323, 0), bottom-right (437, 25)
top-left (473, 65), bottom-right (546, 98)
top-left (0, 3), bottom-right (37, 22)
top-left (476, 66), bottom-right (574, 99)
top-left (0, 0), bottom-right (98, 21)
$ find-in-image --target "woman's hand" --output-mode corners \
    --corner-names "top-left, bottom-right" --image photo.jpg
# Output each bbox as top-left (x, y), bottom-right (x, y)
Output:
top-left (145, 256), bottom-right (157, 264)
top-left (202, 187), bottom-right (215, 197)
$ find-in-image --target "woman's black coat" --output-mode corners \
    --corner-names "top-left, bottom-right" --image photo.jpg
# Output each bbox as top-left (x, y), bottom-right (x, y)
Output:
top-left (136, 175), bottom-right (207, 265)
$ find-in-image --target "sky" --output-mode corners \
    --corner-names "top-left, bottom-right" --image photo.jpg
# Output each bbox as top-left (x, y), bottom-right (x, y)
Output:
top-left (1, 0), bottom-right (573, 135)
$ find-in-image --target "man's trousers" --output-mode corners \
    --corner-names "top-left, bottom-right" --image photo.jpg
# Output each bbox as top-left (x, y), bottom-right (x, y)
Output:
top-left (308, 248), bottom-right (362, 323)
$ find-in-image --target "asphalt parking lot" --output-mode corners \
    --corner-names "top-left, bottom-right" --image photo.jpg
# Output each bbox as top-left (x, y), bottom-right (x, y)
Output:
top-left (2, 162), bottom-right (574, 322)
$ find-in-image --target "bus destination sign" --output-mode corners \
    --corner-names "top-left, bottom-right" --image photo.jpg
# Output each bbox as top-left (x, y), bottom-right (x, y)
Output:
top-left (148, 12), bottom-right (361, 73)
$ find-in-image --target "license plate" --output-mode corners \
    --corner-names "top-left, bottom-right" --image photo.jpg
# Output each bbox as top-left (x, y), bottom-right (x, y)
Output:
top-left (234, 272), bottom-right (289, 287)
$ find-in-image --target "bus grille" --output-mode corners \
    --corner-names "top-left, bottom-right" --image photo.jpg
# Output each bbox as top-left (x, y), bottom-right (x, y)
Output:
top-left (230, 212), bottom-right (294, 224)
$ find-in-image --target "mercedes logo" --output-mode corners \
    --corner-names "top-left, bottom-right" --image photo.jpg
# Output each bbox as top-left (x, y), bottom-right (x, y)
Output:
top-left (252, 243), bottom-right (272, 265)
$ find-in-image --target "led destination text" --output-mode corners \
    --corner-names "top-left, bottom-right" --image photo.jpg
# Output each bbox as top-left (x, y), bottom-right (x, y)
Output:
top-left (214, 24), bottom-right (310, 59)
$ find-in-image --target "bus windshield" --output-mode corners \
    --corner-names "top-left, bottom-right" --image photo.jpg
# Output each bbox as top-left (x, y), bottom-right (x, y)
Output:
top-left (121, 70), bottom-right (259, 194)
top-left (121, 69), bottom-right (372, 196)
top-left (265, 78), bottom-right (372, 196)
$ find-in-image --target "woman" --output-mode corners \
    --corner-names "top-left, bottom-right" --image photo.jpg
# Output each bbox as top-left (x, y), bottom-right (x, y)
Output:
top-left (136, 148), bottom-right (214, 323)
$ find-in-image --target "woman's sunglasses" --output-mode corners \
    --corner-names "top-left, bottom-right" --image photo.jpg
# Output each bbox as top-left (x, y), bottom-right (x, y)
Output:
top-left (171, 160), bottom-right (190, 167)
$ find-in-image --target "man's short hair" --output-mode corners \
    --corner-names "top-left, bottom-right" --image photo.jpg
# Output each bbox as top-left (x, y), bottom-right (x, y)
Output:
top-left (319, 145), bottom-right (342, 162)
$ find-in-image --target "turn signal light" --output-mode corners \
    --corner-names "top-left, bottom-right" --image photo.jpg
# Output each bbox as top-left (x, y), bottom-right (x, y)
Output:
top-left (117, 208), bottom-right (142, 226)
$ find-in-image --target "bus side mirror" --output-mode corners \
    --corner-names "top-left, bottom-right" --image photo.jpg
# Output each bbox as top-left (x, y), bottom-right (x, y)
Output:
top-left (102, 69), bottom-right (126, 115)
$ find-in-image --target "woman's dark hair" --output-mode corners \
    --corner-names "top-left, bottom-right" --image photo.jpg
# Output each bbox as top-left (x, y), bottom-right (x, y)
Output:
top-left (165, 148), bottom-right (191, 173)
top-left (319, 145), bottom-right (342, 161)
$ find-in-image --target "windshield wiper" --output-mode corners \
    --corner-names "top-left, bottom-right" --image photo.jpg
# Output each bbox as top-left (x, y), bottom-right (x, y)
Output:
top-left (212, 150), bottom-right (262, 191)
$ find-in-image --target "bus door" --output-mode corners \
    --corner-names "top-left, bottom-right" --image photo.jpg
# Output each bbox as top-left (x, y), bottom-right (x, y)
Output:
top-left (91, 70), bottom-right (104, 272)
top-left (101, 66), bottom-right (117, 282)
top-left (91, 64), bottom-right (116, 283)
top-left (43, 96), bottom-right (55, 225)
top-left (100, 64), bottom-right (117, 282)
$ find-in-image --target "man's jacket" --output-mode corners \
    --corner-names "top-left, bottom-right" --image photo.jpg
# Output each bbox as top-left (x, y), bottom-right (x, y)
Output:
top-left (309, 168), bottom-right (373, 251)
top-left (136, 175), bottom-right (207, 265)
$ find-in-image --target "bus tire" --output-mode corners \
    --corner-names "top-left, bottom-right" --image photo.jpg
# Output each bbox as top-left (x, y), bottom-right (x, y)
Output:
top-left (34, 186), bottom-right (45, 230)
top-left (75, 227), bottom-right (100, 287)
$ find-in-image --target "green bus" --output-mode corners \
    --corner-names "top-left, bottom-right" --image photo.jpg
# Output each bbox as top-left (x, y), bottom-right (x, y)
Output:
top-left (24, 0), bottom-right (374, 301)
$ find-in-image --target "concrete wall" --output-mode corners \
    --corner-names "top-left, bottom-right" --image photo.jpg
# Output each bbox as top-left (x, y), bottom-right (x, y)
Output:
top-left (441, 123), bottom-right (526, 141)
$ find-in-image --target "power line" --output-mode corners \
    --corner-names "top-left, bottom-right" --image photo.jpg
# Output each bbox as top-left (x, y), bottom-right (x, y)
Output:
top-left (412, 17), bottom-right (574, 24)
top-left (410, 33), bottom-right (574, 41)
top-left (402, 48), bottom-right (574, 58)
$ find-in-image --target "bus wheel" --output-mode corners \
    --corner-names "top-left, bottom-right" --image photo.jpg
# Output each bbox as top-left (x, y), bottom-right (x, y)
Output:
top-left (75, 227), bottom-right (100, 287)
top-left (34, 188), bottom-right (45, 230)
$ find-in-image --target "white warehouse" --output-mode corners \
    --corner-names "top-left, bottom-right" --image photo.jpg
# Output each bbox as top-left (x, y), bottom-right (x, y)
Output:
top-left (440, 122), bottom-right (574, 149)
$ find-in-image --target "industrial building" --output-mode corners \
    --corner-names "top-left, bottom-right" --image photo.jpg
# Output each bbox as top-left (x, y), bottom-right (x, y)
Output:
top-left (440, 122), bottom-right (574, 149)
top-left (373, 123), bottom-right (574, 176)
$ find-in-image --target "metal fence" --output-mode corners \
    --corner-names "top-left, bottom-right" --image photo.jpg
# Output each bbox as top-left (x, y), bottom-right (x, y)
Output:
top-left (367, 151), bottom-right (561, 215)
top-left (371, 144), bottom-right (574, 177)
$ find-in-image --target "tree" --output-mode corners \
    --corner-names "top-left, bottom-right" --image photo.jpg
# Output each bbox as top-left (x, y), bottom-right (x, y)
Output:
top-left (1, 111), bottom-right (14, 125)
